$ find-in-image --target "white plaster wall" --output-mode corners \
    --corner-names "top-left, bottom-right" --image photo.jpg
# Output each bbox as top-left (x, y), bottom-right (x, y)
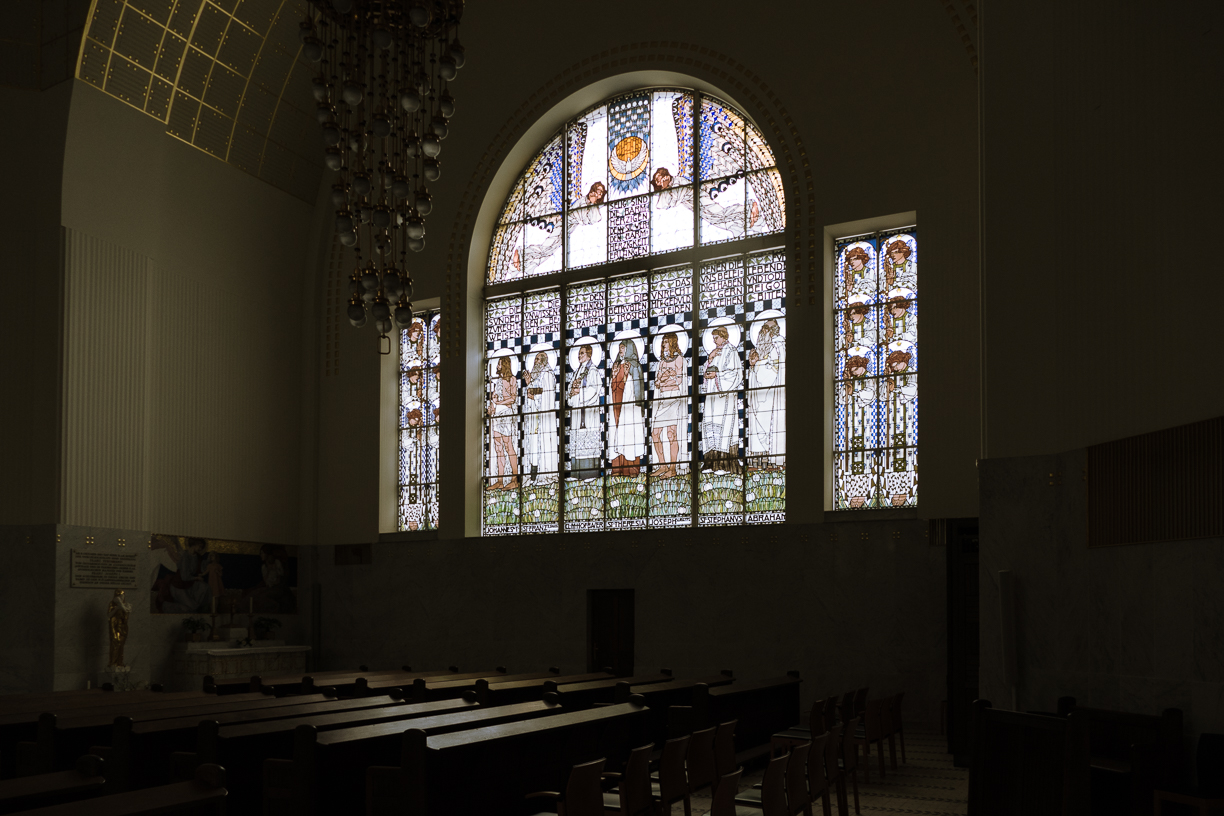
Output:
top-left (57, 81), bottom-right (315, 543)
top-left (982, 0), bottom-right (1224, 457)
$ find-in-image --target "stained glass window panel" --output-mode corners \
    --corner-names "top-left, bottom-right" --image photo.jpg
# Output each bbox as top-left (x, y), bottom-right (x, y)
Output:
top-left (607, 92), bottom-right (652, 203)
top-left (745, 118), bottom-right (776, 171)
top-left (399, 310), bottom-right (441, 531)
top-left (650, 266), bottom-right (692, 318)
top-left (522, 135), bottom-right (564, 219)
top-left (650, 90), bottom-right (690, 185)
top-left (833, 229), bottom-right (918, 511)
top-left (522, 213), bottom-right (563, 278)
top-left (699, 258), bottom-right (744, 311)
top-left (568, 104), bottom-right (607, 212)
top-left (608, 196), bottom-right (650, 262)
top-left (745, 170), bottom-right (786, 236)
top-left (699, 176), bottom-right (747, 244)
top-left (746, 458), bottom-right (785, 523)
top-left (568, 204), bottom-right (607, 268)
top-left (482, 89), bottom-right (788, 533)
top-left (489, 224), bottom-right (522, 284)
top-left (650, 186), bottom-right (693, 255)
top-left (699, 96), bottom-right (745, 180)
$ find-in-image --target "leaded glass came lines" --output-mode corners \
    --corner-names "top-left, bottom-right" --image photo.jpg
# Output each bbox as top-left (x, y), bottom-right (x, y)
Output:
top-left (833, 229), bottom-right (918, 510)
top-left (483, 88), bottom-right (788, 535)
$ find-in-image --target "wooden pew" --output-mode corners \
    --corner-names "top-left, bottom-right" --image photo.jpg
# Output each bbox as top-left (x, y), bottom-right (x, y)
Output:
top-left (318, 668), bottom-right (482, 697)
top-left (0, 755), bottom-right (104, 813)
top-left (704, 673), bottom-right (801, 763)
top-left (376, 697), bottom-right (653, 816)
top-left (279, 696), bottom-right (570, 816)
top-left (200, 693), bottom-right (485, 814)
top-left (545, 671), bottom-right (674, 709)
top-left (251, 664), bottom-right (460, 695)
top-left (4, 763), bottom-right (226, 816)
top-left (102, 692), bottom-right (412, 793)
top-left (471, 672), bottom-right (615, 706)
top-left (34, 692), bottom-right (335, 775)
top-left (968, 699), bottom-right (1089, 814)
top-left (352, 665), bottom-right (509, 699)
top-left (0, 695), bottom-right (212, 780)
top-left (614, 672), bottom-right (734, 744)
top-left (384, 670), bottom-right (560, 702)
top-left (1068, 704), bottom-right (1183, 816)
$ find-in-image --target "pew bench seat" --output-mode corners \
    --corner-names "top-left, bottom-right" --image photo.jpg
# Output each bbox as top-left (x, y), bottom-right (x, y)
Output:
top-left (0, 755), bottom-right (104, 813)
top-left (6, 764), bottom-right (225, 816)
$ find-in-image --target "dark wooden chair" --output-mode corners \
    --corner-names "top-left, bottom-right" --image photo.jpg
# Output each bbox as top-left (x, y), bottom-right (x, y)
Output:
top-left (1153, 732), bottom-right (1224, 816)
top-left (850, 698), bottom-right (888, 783)
top-left (733, 754), bottom-right (787, 816)
top-left (713, 721), bottom-right (738, 789)
top-left (852, 689), bottom-right (868, 721)
top-left (527, 757), bottom-right (607, 816)
top-left (968, 699), bottom-right (1090, 815)
top-left (838, 717), bottom-right (861, 815)
top-left (838, 692), bottom-right (854, 724)
top-left (602, 743), bottom-right (655, 816)
top-left (1068, 704), bottom-right (1183, 816)
top-left (820, 697), bottom-right (838, 733)
top-left (0, 754), bottom-right (104, 813)
top-left (884, 692), bottom-right (906, 768)
top-left (822, 724), bottom-right (847, 816)
top-left (649, 735), bottom-right (691, 816)
top-left (699, 768), bottom-right (742, 816)
top-left (736, 742), bottom-right (810, 816)
top-left (802, 732), bottom-right (832, 816)
top-left (683, 726), bottom-right (718, 799)
top-left (770, 701), bottom-right (823, 758)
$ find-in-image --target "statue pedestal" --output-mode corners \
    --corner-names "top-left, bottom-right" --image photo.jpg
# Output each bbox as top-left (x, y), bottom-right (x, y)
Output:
top-left (170, 643), bottom-right (311, 692)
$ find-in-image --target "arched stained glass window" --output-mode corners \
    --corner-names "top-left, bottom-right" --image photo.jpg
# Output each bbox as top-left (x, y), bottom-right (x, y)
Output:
top-left (398, 310), bottom-right (441, 530)
top-left (483, 89), bottom-right (786, 535)
top-left (833, 229), bottom-right (918, 509)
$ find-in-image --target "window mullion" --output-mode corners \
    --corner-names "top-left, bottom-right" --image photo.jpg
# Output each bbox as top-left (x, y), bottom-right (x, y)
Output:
top-left (689, 92), bottom-right (702, 528)
top-left (558, 287), bottom-right (568, 533)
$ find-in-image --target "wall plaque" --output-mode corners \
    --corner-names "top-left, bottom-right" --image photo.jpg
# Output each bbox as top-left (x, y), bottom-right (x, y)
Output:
top-left (70, 550), bottom-right (139, 589)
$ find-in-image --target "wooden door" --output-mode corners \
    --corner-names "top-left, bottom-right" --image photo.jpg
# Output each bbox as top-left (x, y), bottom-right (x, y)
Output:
top-left (941, 518), bottom-right (979, 767)
top-left (587, 589), bottom-right (634, 677)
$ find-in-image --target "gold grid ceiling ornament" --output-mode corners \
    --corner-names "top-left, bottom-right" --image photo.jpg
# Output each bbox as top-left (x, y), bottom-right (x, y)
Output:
top-left (77, 0), bottom-right (322, 204)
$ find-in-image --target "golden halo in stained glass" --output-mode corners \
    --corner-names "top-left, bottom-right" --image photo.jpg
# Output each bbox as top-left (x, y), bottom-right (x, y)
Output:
top-left (609, 136), bottom-right (650, 181)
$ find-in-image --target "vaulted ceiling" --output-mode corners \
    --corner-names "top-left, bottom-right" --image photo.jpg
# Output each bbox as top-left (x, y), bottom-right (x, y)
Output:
top-left (78, 0), bottom-right (321, 202)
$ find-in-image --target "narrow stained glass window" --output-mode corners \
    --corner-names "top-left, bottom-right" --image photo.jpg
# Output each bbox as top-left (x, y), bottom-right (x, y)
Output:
top-left (399, 310), bottom-right (441, 531)
top-left (833, 229), bottom-right (918, 510)
top-left (483, 89), bottom-right (787, 535)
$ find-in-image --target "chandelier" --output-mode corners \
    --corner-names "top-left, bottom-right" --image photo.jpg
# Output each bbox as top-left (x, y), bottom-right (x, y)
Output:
top-left (301, 0), bottom-right (465, 340)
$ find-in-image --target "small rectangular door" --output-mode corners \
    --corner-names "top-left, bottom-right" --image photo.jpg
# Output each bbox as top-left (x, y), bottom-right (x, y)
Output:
top-left (587, 589), bottom-right (634, 677)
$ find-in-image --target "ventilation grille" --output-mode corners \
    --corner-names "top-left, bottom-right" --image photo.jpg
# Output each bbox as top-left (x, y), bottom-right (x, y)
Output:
top-left (1087, 416), bottom-right (1224, 547)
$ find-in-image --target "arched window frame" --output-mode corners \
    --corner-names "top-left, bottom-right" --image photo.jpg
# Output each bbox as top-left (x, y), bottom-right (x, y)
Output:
top-left (479, 86), bottom-right (789, 535)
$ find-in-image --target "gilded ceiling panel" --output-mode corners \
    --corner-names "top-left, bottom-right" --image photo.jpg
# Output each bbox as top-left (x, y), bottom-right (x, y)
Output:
top-left (77, 0), bottom-right (322, 203)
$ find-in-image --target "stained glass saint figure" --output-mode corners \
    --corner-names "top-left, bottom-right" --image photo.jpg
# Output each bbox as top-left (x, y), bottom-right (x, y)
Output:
top-left (568, 342), bottom-right (602, 479)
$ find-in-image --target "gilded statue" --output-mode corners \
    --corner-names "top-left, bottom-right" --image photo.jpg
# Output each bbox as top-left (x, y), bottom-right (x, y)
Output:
top-left (108, 588), bottom-right (131, 668)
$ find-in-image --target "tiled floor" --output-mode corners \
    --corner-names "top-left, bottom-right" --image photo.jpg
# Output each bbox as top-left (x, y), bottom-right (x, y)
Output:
top-left (682, 727), bottom-right (968, 816)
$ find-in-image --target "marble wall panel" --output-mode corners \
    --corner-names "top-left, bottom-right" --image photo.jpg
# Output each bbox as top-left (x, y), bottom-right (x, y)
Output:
top-left (980, 448), bottom-right (1224, 751)
top-left (0, 525), bottom-right (56, 694)
top-left (317, 519), bottom-right (947, 724)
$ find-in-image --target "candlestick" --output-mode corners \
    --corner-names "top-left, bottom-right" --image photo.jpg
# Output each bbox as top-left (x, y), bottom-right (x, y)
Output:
top-left (208, 613), bottom-right (220, 642)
